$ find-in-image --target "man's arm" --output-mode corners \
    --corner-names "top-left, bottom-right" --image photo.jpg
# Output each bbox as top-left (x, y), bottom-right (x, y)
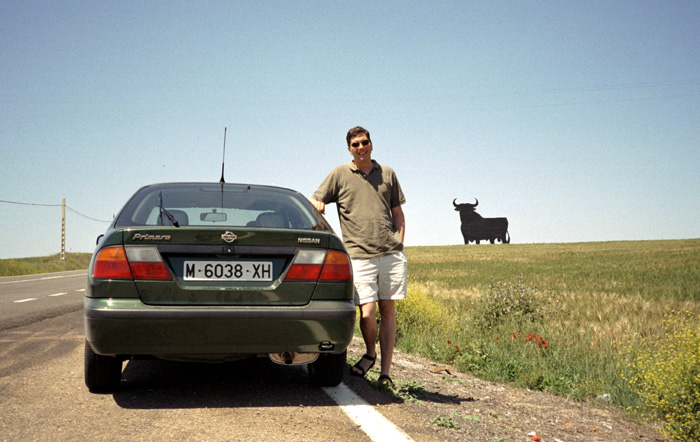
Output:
top-left (310, 197), bottom-right (326, 215)
top-left (391, 205), bottom-right (405, 243)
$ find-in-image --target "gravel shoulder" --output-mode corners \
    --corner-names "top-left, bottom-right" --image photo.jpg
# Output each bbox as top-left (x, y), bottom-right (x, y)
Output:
top-left (345, 338), bottom-right (666, 442)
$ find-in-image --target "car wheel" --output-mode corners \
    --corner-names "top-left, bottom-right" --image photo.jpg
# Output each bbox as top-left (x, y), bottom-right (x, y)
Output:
top-left (308, 351), bottom-right (346, 387)
top-left (84, 340), bottom-right (122, 392)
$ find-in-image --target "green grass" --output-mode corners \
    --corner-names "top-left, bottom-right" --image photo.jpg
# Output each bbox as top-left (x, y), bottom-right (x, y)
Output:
top-left (395, 239), bottom-right (700, 440)
top-left (0, 253), bottom-right (92, 277)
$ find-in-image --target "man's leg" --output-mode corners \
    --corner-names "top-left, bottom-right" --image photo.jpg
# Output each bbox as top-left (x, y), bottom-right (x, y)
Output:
top-left (375, 252), bottom-right (406, 382)
top-left (352, 300), bottom-right (398, 378)
top-left (352, 301), bottom-right (378, 375)
top-left (377, 299), bottom-right (396, 377)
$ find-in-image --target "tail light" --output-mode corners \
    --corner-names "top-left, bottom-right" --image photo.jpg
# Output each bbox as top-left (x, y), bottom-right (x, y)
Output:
top-left (93, 246), bottom-right (171, 280)
top-left (93, 246), bottom-right (132, 279)
top-left (285, 249), bottom-right (352, 282)
top-left (125, 246), bottom-right (172, 279)
top-left (319, 250), bottom-right (353, 281)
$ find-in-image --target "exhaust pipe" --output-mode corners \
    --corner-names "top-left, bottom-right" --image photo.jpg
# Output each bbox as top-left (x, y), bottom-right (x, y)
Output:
top-left (268, 351), bottom-right (319, 366)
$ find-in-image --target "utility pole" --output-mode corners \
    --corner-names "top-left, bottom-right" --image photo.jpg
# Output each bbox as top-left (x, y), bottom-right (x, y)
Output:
top-left (61, 197), bottom-right (66, 261)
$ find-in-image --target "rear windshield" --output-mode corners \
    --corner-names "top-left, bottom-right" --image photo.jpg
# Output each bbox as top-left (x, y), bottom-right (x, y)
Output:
top-left (115, 183), bottom-right (331, 231)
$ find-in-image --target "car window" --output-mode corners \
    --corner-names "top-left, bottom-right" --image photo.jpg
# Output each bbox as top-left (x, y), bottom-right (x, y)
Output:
top-left (115, 183), bottom-right (331, 231)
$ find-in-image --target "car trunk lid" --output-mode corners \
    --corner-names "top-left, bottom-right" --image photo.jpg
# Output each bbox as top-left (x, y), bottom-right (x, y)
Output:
top-left (124, 228), bottom-right (330, 306)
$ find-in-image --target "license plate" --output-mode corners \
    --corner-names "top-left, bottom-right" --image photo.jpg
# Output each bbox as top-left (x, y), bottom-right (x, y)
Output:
top-left (183, 261), bottom-right (273, 281)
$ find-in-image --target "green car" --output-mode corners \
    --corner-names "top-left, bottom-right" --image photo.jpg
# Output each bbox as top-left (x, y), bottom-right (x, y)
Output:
top-left (84, 182), bottom-right (355, 391)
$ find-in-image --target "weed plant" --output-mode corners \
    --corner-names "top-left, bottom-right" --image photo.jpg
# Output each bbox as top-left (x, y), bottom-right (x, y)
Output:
top-left (394, 239), bottom-right (700, 438)
top-left (621, 310), bottom-right (700, 441)
top-left (472, 276), bottom-right (542, 330)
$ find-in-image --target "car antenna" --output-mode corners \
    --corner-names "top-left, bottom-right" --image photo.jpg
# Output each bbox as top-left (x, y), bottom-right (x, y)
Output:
top-left (219, 127), bottom-right (227, 184)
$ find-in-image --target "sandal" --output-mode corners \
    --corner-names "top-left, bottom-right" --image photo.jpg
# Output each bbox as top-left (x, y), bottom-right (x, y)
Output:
top-left (378, 374), bottom-right (393, 386)
top-left (351, 354), bottom-right (376, 377)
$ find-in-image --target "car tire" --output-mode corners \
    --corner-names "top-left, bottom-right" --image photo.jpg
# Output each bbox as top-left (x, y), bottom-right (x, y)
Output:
top-left (84, 340), bottom-right (122, 392)
top-left (308, 351), bottom-right (346, 387)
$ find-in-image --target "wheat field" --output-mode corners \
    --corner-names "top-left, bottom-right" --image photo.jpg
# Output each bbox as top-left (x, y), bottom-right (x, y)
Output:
top-left (393, 239), bottom-right (700, 437)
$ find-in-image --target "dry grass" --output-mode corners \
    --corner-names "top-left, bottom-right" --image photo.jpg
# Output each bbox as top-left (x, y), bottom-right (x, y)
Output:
top-left (394, 239), bottom-right (700, 426)
top-left (0, 253), bottom-right (92, 277)
top-left (405, 239), bottom-right (700, 348)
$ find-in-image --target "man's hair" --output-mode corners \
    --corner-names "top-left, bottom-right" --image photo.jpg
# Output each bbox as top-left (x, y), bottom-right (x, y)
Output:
top-left (346, 126), bottom-right (371, 146)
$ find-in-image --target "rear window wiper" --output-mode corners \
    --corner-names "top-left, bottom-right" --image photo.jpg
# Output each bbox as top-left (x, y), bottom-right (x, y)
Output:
top-left (159, 192), bottom-right (180, 227)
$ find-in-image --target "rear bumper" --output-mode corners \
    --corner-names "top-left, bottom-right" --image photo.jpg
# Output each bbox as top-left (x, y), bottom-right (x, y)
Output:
top-left (84, 297), bottom-right (356, 357)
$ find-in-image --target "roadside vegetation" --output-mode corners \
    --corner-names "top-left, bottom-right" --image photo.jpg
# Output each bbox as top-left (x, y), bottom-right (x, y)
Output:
top-left (395, 239), bottom-right (700, 441)
top-left (0, 253), bottom-right (92, 277)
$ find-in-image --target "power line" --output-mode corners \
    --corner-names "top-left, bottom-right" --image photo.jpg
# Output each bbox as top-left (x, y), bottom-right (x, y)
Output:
top-left (0, 199), bottom-right (112, 223)
top-left (65, 206), bottom-right (112, 223)
top-left (0, 199), bottom-right (60, 207)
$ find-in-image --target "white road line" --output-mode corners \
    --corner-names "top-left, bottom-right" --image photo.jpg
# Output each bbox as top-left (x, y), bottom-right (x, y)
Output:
top-left (14, 298), bottom-right (38, 303)
top-left (49, 292), bottom-right (68, 297)
top-left (76, 289), bottom-right (85, 292)
top-left (0, 271), bottom-right (87, 285)
top-left (323, 383), bottom-right (413, 442)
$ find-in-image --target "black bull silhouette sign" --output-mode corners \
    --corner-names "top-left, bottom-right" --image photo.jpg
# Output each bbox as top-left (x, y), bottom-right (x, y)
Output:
top-left (453, 198), bottom-right (510, 244)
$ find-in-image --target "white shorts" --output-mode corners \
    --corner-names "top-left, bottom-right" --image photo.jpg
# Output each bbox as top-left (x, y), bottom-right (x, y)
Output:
top-left (351, 251), bottom-right (408, 306)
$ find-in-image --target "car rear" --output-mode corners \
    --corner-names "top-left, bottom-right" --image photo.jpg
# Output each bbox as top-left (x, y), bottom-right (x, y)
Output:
top-left (84, 183), bottom-right (355, 390)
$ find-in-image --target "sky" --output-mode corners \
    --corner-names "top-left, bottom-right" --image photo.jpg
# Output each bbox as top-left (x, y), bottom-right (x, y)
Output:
top-left (1, 0), bottom-right (699, 259)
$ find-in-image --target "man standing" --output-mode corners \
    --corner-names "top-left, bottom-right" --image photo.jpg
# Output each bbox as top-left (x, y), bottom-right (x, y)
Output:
top-left (311, 126), bottom-right (407, 385)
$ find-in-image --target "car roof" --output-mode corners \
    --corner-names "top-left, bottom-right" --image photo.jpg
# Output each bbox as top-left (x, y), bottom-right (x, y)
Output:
top-left (136, 182), bottom-right (302, 193)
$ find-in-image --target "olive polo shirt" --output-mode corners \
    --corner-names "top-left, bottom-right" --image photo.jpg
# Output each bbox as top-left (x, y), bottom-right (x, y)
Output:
top-left (313, 160), bottom-right (406, 259)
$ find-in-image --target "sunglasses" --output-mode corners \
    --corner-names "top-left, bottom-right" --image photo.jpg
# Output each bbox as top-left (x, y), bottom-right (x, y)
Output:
top-left (351, 139), bottom-right (371, 148)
